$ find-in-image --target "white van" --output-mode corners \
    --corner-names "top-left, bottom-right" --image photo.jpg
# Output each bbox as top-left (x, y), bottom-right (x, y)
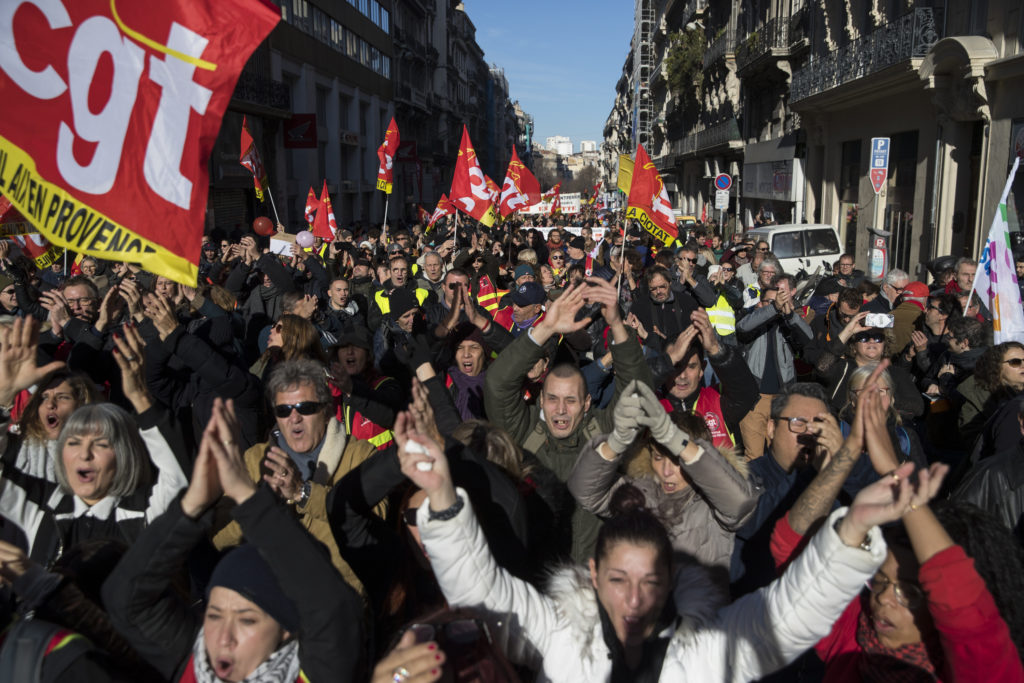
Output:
top-left (744, 223), bottom-right (842, 276)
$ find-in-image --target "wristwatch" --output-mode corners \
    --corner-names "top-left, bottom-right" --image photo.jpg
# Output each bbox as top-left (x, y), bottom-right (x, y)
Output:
top-left (289, 481), bottom-right (311, 507)
top-left (834, 515), bottom-right (872, 552)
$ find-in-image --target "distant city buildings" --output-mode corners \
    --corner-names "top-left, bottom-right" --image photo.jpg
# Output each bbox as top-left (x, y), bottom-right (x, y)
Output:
top-left (579, 140), bottom-right (597, 153)
top-left (545, 135), bottom-right (574, 156)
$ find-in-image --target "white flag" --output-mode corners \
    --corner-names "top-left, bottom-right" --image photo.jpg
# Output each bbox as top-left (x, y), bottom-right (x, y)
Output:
top-left (972, 155), bottom-right (1024, 343)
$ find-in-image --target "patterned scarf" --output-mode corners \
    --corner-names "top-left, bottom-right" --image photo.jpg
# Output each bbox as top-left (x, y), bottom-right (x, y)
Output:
top-left (189, 627), bottom-right (301, 683)
top-left (855, 609), bottom-right (939, 683)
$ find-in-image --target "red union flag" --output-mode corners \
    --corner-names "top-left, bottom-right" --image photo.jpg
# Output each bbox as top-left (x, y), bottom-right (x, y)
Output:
top-left (625, 145), bottom-right (678, 246)
top-left (304, 186), bottom-right (319, 224)
top-left (428, 193), bottom-right (455, 228)
top-left (0, 0), bottom-right (278, 286)
top-left (376, 117), bottom-right (399, 194)
top-left (239, 116), bottom-right (268, 202)
top-left (499, 147), bottom-right (540, 217)
top-left (449, 126), bottom-right (496, 227)
top-left (312, 180), bottom-right (335, 242)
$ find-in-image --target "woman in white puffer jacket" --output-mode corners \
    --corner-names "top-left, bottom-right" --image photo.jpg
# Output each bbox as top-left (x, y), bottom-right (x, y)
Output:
top-left (394, 399), bottom-right (910, 683)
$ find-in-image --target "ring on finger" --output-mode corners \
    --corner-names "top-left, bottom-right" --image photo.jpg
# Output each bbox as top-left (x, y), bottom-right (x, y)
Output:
top-left (392, 667), bottom-right (411, 683)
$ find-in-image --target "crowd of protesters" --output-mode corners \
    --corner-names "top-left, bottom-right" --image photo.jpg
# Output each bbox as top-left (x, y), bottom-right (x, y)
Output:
top-left (0, 208), bottom-right (1023, 683)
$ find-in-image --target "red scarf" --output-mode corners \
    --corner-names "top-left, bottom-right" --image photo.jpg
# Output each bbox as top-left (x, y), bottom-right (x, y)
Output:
top-left (855, 608), bottom-right (940, 682)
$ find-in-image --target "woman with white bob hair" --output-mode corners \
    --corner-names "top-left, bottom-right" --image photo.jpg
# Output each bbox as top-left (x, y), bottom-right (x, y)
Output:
top-left (387, 387), bottom-right (916, 683)
top-left (0, 320), bottom-right (187, 565)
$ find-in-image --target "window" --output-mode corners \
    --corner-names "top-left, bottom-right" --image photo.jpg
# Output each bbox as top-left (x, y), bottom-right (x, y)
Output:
top-left (771, 232), bottom-right (803, 258)
top-left (315, 86), bottom-right (328, 122)
top-left (318, 142), bottom-right (327, 182)
top-left (805, 229), bottom-right (840, 256)
top-left (380, 6), bottom-right (389, 32)
top-left (338, 94), bottom-right (351, 129)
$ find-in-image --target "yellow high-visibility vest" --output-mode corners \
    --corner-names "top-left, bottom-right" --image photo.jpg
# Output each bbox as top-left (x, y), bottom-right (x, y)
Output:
top-left (374, 287), bottom-right (430, 315)
top-left (706, 294), bottom-right (736, 336)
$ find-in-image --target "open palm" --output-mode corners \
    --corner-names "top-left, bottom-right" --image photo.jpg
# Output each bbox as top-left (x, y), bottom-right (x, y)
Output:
top-left (0, 317), bottom-right (64, 406)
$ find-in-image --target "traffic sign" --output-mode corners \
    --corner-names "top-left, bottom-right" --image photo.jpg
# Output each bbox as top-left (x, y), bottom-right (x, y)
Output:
top-left (714, 189), bottom-right (730, 210)
top-left (714, 173), bottom-right (732, 191)
top-left (869, 137), bottom-right (889, 194)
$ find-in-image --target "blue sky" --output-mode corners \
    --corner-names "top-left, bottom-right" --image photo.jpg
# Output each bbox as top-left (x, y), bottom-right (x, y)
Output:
top-left (466, 0), bottom-right (634, 153)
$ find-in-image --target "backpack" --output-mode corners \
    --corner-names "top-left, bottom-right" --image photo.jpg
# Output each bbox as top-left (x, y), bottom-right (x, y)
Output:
top-left (0, 617), bottom-right (90, 683)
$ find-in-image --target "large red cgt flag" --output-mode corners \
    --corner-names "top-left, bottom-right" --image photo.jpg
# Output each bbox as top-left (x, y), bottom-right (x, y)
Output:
top-left (449, 126), bottom-right (496, 227)
top-left (626, 145), bottom-right (678, 246)
top-left (376, 117), bottom-right (399, 194)
top-left (0, 0), bottom-right (278, 286)
top-left (239, 116), bottom-right (268, 202)
top-left (498, 147), bottom-right (540, 217)
top-left (304, 186), bottom-right (319, 224)
top-left (312, 180), bottom-right (336, 242)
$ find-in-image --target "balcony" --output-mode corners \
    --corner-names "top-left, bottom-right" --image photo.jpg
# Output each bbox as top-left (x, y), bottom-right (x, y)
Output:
top-left (790, 7), bottom-right (942, 104)
top-left (703, 28), bottom-right (736, 69)
top-left (665, 119), bottom-right (741, 160)
top-left (735, 16), bottom-right (790, 74)
top-left (681, 0), bottom-right (707, 23)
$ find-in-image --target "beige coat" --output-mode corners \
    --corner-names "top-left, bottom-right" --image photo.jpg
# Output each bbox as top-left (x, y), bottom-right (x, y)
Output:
top-left (212, 418), bottom-right (379, 595)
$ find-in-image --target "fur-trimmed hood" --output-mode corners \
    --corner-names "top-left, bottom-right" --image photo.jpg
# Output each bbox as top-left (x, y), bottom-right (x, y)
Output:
top-left (542, 560), bottom-right (727, 656)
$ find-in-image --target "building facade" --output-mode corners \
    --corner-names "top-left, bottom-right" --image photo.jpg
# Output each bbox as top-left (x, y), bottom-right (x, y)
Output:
top-left (605, 0), bottom-right (1024, 278)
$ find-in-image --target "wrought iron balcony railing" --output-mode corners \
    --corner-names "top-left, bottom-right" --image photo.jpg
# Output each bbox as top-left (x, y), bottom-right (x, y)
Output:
top-left (790, 7), bottom-right (941, 103)
top-left (735, 16), bottom-right (790, 72)
top-left (703, 28), bottom-right (736, 69)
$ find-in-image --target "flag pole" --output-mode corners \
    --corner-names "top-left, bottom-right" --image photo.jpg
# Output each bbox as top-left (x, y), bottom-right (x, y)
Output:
top-left (616, 222), bottom-right (628, 298)
top-left (266, 187), bottom-right (282, 228)
top-left (382, 196), bottom-right (390, 246)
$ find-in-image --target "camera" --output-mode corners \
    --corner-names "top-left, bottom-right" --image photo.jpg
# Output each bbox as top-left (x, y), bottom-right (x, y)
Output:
top-left (863, 313), bottom-right (894, 329)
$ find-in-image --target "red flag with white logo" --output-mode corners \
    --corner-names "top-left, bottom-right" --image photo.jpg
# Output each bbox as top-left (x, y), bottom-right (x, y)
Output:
top-left (498, 147), bottom-right (540, 217)
top-left (376, 117), bottom-right (399, 194)
top-left (0, 0), bottom-right (279, 285)
top-left (312, 180), bottom-right (335, 242)
top-left (626, 145), bottom-right (678, 245)
top-left (429, 193), bottom-right (455, 228)
top-left (239, 116), bottom-right (268, 202)
top-left (304, 186), bottom-right (319, 225)
top-left (449, 126), bottom-right (496, 227)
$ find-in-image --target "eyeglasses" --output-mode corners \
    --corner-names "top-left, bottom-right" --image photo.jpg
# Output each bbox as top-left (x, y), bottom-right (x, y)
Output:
top-left (1004, 357), bottom-right (1024, 368)
top-left (777, 416), bottom-right (814, 433)
top-left (839, 262), bottom-right (854, 268)
top-left (273, 401), bottom-right (324, 418)
top-left (866, 574), bottom-right (924, 609)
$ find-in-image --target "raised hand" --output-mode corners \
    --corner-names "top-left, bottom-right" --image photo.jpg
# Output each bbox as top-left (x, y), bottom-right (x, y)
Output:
top-left (181, 418), bottom-right (224, 519)
top-left (690, 308), bottom-right (720, 356)
top-left (409, 378), bottom-right (443, 446)
top-left (143, 292), bottom-right (179, 341)
top-left (370, 630), bottom-right (444, 683)
top-left (804, 411), bottom-right (842, 468)
top-left (665, 324), bottom-right (698, 365)
top-left (460, 287), bottom-right (489, 330)
top-left (606, 379), bottom-right (644, 455)
top-left (632, 381), bottom-right (690, 456)
top-left (94, 286), bottom-right (124, 332)
top-left (582, 277), bottom-right (622, 326)
top-left (0, 539), bottom-right (33, 585)
top-left (836, 461), bottom-right (914, 547)
top-left (112, 324), bottom-right (152, 413)
top-left (39, 290), bottom-right (71, 332)
top-left (837, 311), bottom-right (870, 344)
top-left (0, 317), bottom-right (64, 407)
top-left (395, 411), bottom-right (455, 512)
top-left (907, 462), bottom-right (949, 511)
top-left (206, 398), bottom-right (257, 504)
top-left (117, 279), bottom-right (144, 321)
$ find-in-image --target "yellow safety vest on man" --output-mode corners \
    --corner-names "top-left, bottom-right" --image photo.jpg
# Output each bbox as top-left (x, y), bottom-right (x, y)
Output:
top-left (706, 294), bottom-right (736, 337)
top-left (373, 287), bottom-right (431, 315)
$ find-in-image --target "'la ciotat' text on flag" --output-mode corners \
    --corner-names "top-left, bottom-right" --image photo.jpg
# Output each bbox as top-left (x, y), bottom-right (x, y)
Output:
top-left (376, 117), bottom-right (399, 194)
top-left (449, 126), bottom-right (496, 227)
top-left (626, 145), bottom-right (679, 246)
top-left (0, 0), bottom-right (279, 286)
top-left (971, 155), bottom-right (1024, 344)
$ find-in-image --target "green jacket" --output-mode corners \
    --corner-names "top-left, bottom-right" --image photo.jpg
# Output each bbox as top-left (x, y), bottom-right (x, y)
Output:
top-left (484, 328), bottom-right (655, 562)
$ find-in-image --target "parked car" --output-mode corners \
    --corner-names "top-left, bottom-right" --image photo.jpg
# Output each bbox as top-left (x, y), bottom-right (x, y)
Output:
top-left (745, 223), bottom-right (842, 276)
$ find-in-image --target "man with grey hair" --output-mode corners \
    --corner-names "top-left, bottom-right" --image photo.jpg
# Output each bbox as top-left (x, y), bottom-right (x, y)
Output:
top-left (213, 358), bottom-right (377, 596)
top-left (417, 250), bottom-right (447, 299)
top-left (863, 268), bottom-right (910, 314)
top-left (945, 257), bottom-right (977, 296)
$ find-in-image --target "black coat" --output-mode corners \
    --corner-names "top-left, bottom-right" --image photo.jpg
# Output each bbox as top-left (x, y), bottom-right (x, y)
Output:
top-left (954, 441), bottom-right (1024, 543)
top-left (102, 488), bottom-right (364, 683)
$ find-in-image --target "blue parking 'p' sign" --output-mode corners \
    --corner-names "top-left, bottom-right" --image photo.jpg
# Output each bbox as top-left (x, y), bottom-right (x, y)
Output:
top-left (714, 173), bottom-right (732, 191)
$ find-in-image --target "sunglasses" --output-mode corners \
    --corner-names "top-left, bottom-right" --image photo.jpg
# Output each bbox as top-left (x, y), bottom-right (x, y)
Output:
top-left (678, 257), bottom-right (696, 263)
top-left (551, 255), bottom-right (565, 261)
top-left (855, 334), bottom-right (885, 344)
top-left (273, 401), bottom-right (324, 418)
top-left (1004, 358), bottom-right (1024, 368)
top-left (721, 267), bottom-right (735, 272)
top-left (757, 247), bottom-right (769, 252)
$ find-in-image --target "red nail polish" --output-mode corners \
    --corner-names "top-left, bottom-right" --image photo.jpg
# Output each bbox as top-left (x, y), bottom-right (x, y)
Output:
top-left (427, 644), bottom-right (436, 651)
top-left (435, 654), bottom-right (442, 661)
top-left (431, 669), bottom-right (438, 676)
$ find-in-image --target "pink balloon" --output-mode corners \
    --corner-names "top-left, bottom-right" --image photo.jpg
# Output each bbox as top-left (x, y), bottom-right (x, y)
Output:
top-left (296, 230), bottom-right (314, 248)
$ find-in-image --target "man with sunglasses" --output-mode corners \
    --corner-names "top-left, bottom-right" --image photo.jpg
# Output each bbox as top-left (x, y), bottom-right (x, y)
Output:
top-left (736, 241), bottom-right (770, 287)
top-left (213, 358), bottom-right (377, 596)
top-left (731, 382), bottom-right (840, 595)
top-left (863, 268), bottom-right (910, 314)
top-left (672, 243), bottom-right (717, 308)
